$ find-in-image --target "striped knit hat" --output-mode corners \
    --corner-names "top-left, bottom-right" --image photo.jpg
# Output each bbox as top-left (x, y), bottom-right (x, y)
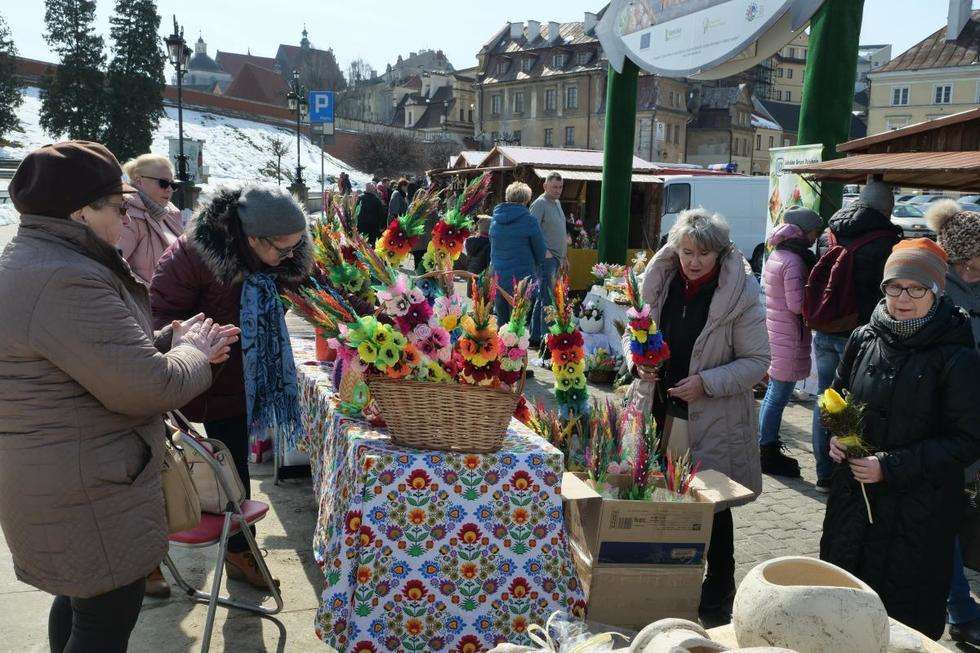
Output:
top-left (883, 238), bottom-right (949, 295)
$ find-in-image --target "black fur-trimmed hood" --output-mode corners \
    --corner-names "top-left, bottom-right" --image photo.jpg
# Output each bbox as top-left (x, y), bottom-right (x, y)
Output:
top-left (187, 185), bottom-right (314, 286)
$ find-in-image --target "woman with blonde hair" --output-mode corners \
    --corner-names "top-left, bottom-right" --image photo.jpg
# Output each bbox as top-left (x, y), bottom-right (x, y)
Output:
top-left (489, 181), bottom-right (547, 322)
top-left (120, 153), bottom-right (184, 285)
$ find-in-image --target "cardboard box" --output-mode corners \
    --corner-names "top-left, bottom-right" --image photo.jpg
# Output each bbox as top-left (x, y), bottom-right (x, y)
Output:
top-left (561, 470), bottom-right (753, 630)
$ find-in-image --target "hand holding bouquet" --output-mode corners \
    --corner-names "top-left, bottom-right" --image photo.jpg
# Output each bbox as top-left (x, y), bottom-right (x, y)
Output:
top-left (819, 388), bottom-right (874, 523)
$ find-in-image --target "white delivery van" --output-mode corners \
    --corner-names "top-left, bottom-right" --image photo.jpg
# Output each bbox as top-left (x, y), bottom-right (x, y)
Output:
top-left (659, 175), bottom-right (771, 274)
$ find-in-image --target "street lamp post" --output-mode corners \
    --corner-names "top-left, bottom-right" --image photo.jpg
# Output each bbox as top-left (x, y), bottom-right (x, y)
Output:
top-left (286, 70), bottom-right (309, 202)
top-left (164, 16), bottom-right (192, 210)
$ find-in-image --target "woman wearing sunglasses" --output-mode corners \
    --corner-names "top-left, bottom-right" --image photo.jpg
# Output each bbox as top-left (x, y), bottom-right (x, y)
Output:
top-left (820, 238), bottom-right (980, 640)
top-left (119, 154), bottom-right (185, 286)
top-left (149, 184), bottom-right (313, 592)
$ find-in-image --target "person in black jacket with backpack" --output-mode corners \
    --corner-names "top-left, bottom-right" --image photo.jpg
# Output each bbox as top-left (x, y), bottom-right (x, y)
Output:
top-left (820, 238), bottom-right (980, 640)
top-left (809, 177), bottom-right (902, 492)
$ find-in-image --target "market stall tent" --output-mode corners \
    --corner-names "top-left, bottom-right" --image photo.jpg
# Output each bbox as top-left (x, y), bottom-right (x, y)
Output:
top-left (430, 145), bottom-right (728, 289)
top-left (789, 107), bottom-right (980, 192)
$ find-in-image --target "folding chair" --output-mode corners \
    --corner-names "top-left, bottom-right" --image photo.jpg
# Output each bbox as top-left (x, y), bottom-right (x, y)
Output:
top-left (163, 419), bottom-right (283, 653)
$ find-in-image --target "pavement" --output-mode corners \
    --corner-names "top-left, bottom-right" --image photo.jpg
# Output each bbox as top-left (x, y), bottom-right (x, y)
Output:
top-left (0, 222), bottom-right (977, 651)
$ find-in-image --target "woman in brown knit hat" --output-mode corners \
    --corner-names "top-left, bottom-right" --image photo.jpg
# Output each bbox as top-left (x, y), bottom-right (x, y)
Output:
top-left (927, 200), bottom-right (980, 645)
top-left (820, 238), bottom-right (980, 639)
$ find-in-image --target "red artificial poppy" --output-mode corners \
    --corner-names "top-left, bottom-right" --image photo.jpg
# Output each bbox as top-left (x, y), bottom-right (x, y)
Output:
top-left (458, 523), bottom-right (483, 545)
top-left (547, 331), bottom-right (584, 352)
top-left (402, 580), bottom-right (428, 602)
top-left (407, 469), bottom-right (431, 490)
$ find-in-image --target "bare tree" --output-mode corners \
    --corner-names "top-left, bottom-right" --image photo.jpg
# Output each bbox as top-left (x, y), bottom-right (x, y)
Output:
top-left (352, 130), bottom-right (423, 178)
top-left (419, 138), bottom-right (461, 172)
top-left (347, 57), bottom-right (375, 88)
top-left (260, 135), bottom-right (291, 185)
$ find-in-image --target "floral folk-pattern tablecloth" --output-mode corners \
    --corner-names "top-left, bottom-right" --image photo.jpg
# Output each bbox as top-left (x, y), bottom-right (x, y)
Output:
top-left (293, 339), bottom-right (586, 652)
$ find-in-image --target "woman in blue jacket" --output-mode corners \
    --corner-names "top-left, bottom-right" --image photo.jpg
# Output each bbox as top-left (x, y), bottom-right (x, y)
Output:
top-left (490, 181), bottom-right (548, 322)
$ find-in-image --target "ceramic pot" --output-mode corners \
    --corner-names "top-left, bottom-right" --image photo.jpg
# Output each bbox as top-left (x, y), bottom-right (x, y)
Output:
top-left (315, 328), bottom-right (336, 362)
top-left (732, 556), bottom-right (888, 653)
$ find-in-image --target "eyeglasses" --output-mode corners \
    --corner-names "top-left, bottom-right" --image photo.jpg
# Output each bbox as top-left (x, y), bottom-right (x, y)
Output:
top-left (882, 283), bottom-right (929, 299)
top-left (142, 176), bottom-right (180, 191)
top-left (263, 238), bottom-right (302, 258)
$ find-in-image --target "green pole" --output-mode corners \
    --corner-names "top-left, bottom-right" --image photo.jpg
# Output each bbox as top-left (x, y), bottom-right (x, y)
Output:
top-left (598, 58), bottom-right (640, 264)
top-left (797, 0), bottom-right (866, 223)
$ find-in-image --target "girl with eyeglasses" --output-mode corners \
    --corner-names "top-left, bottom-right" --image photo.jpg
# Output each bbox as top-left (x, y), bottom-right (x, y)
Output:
top-left (820, 238), bottom-right (980, 640)
top-left (119, 154), bottom-right (185, 287)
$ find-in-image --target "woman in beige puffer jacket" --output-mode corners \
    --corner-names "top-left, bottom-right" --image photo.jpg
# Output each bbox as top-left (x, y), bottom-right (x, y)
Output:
top-left (0, 141), bottom-right (234, 652)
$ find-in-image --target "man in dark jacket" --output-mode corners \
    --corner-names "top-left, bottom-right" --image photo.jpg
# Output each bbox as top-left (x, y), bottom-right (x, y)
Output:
top-left (464, 215), bottom-right (492, 274)
top-left (356, 183), bottom-right (385, 244)
top-left (810, 177), bottom-right (902, 491)
top-left (387, 178), bottom-right (409, 220)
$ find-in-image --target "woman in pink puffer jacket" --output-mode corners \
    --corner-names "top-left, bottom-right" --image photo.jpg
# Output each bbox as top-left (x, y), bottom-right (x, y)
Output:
top-left (758, 208), bottom-right (822, 477)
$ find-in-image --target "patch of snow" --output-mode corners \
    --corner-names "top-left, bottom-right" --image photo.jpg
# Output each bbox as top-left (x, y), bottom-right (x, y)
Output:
top-left (751, 114), bottom-right (782, 131)
top-left (0, 87), bottom-right (372, 194)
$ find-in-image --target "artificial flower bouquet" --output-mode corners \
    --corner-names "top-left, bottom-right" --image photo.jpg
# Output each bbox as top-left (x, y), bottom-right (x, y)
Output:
top-left (421, 173), bottom-right (491, 272)
top-left (376, 187), bottom-right (442, 267)
top-left (523, 399), bottom-right (587, 472)
top-left (590, 262), bottom-right (626, 285)
top-left (546, 273), bottom-right (589, 418)
top-left (819, 387), bottom-right (874, 523)
top-left (497, 278), bottom-right (535, 390)
top-left (624, 269), bottom-right (671, 370)
top-left (584, 348), bottom-right (621, 385)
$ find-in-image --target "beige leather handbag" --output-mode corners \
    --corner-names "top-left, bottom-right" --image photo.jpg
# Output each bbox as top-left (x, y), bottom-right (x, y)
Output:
top-left (161, 428), bottom-right (202, 534)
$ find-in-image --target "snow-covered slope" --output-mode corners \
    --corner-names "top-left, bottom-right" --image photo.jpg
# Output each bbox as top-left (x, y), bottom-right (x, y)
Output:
top-left (0, 88), bottom-right (370, 226)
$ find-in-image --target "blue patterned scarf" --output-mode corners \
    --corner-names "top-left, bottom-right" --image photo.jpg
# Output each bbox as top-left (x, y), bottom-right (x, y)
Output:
top-left (241, 272), bottom-right (303, 452)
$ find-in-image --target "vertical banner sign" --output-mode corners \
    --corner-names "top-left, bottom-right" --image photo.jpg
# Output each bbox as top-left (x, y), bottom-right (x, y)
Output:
top-left (766, 143), bottom-right (823, 245)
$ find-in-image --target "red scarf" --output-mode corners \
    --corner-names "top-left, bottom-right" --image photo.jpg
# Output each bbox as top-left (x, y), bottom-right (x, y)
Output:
top-left (680, 264), bottom-right (719, 302)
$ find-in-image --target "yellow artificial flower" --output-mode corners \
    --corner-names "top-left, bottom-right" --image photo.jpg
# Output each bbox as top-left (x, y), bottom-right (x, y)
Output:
top-left (460, 315), bottom-right (477, 337)
top-left (571, 374), bottom-right (587, 390)
top-left (357, 341), bottom-right (378, 364)
top-left (440, 314), bottom-right (460, 331)
top-left (819, 388), bottom-right (847, 415)
top-left (632, 329), bottom-right (648, 344)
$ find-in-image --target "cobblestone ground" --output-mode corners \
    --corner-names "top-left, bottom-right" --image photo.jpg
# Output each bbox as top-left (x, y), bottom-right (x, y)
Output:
top-left (524, 357), bottom-right (980, 649)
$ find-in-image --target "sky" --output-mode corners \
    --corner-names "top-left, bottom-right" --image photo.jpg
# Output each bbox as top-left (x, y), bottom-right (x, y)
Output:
top-left (4, 0), bottom-right (977, 79)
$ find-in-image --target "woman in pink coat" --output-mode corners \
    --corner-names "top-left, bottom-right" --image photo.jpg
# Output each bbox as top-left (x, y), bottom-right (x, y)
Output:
top-left (758, 208), bottom-right (822, 478)
top-left (119, 154), bottom-right (184, 286)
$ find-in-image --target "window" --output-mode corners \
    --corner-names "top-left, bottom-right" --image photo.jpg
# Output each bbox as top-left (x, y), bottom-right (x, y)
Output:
top-left (514, 91), bottom-right (525, 114)
top-left (553, 53), bottom-right (567, 68)
top-left (886, 116), bottom-right (910, 131)
top-left (544, 128), bottom-right (553, 146)
top-left (732, 139), bottom-right (739, 156)
top-left (775, 89), bottom-right (783, 101)
top-left (785, 91), bottom-right (792, 102)
top-left (545, 88), bottom-right (557, 111)
top-left (491, 94), bottom-right (502, 115)
top-left (513, 130), bottom-right (522, 145)
top-left (669, 90), bottom-right (676, 106)
top-left (769, 135), bottom-right (774, 148)
top-left (577, 50), bottom-right (590, 65)
top-left (663, 183), bottom-right (691, 214)
top-left (468, 109), bottom-right (474, 122)
top-left (787, 68), bottom-right (793, 79)
top-left (801, 49), bottom-right (807, 61)
top-left (783, 137), bottom-right (791, 146)
top-left (892, 86), bottom-right (910, 106)
top-left (674, 124), bottom-right (679, 145)
top-left (564, 126), bottom-right (575, 146)
top-left (756, 134), bottom-right (762, 150)
top-left (521, 57), bottom-right (533, 73)
top-left (459, 109), bottom-right (464, 122)
top-left (788, 47), bottom-right (796, 59)
top-left (565, 86), bottom-right (579, 110)
top-left (665, 124), bottom-right (672, 143)
top-left (496, 61), bottom-right (508, 76)
top-left (777, 67), bottom-right (784, 78)
top-left (934, 84), bottom-right (952, 104)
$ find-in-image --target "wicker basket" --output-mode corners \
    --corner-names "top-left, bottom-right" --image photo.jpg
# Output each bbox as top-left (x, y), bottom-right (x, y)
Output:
top-left (367, 377), bottom-right (521, 453)
top-left (587, 369), bottom-right (617, 385)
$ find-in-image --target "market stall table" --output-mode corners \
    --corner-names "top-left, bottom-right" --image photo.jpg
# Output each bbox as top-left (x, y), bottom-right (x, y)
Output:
top-left (293, 339), bottom-right (585, 652)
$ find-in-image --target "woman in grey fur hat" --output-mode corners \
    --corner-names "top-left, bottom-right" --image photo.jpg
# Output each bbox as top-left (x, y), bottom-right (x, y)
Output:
top-left (928, 199), bottom-right (980, 646)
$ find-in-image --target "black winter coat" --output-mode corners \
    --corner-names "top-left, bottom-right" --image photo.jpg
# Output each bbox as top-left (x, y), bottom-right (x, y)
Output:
top-left (820, 298), bottom-right (980, 639)
top-left (356, 192), bottom-right (385, 243)
top-left (816, 204), bottom-right (902, 337)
